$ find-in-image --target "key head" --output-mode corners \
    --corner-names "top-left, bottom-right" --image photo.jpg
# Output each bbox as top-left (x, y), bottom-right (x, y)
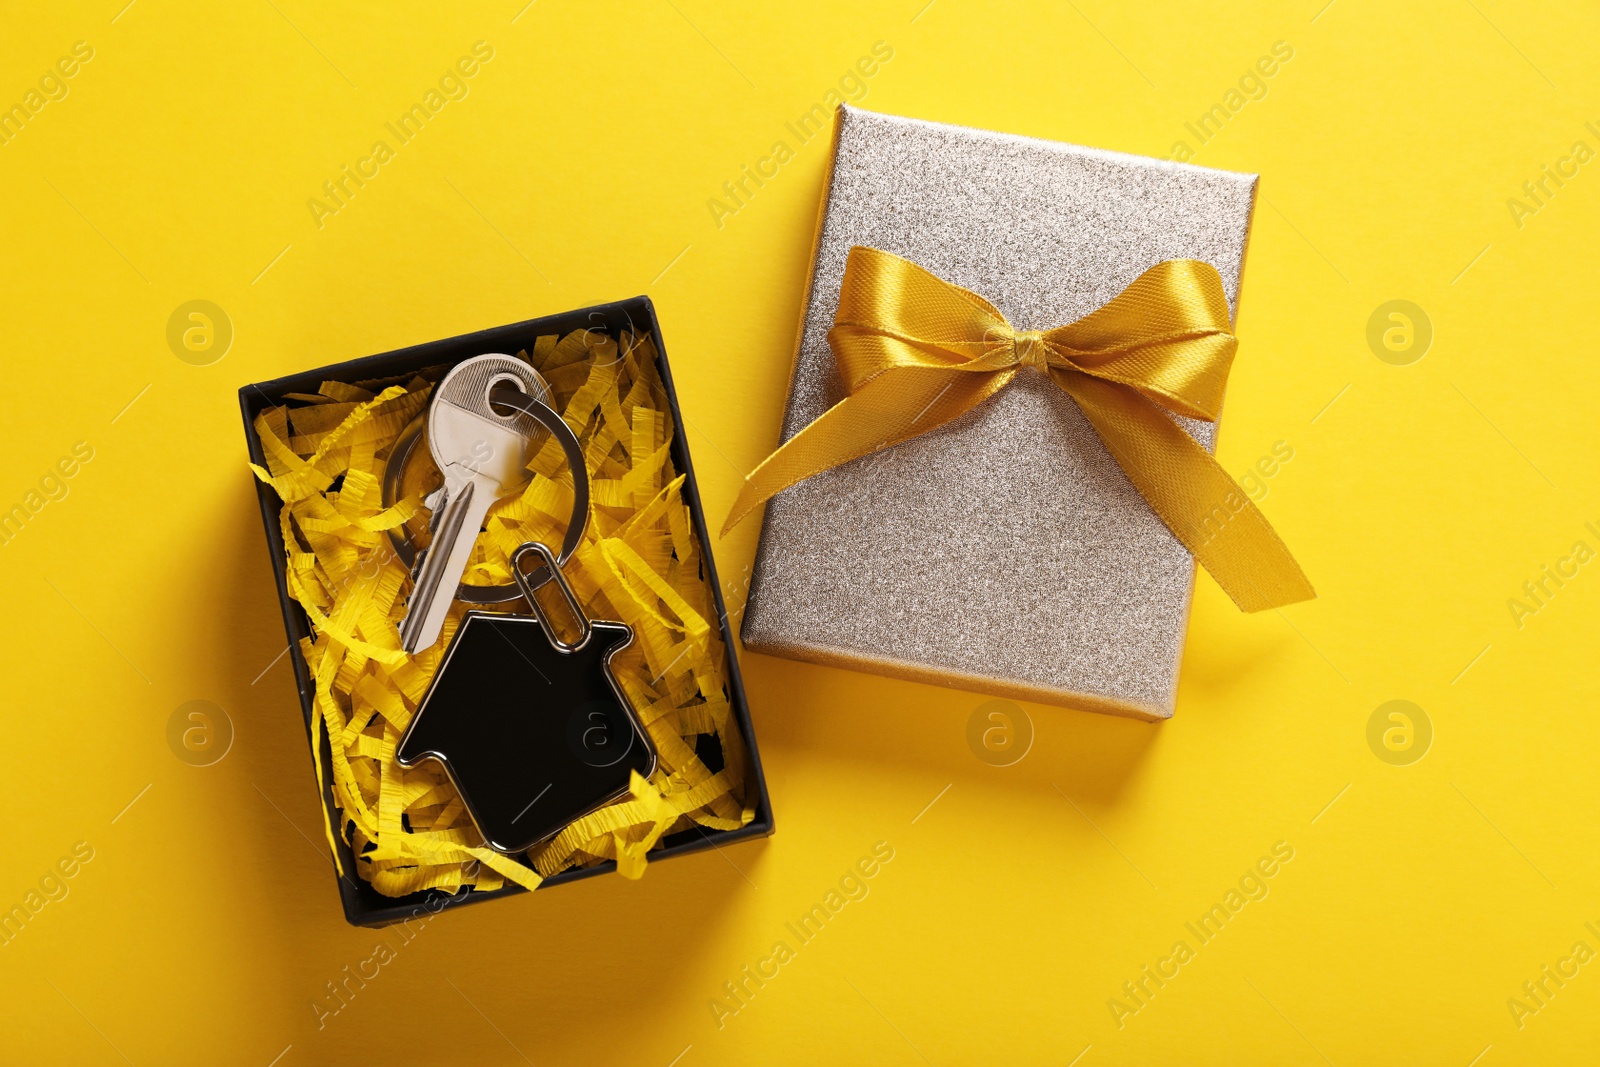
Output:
top-left (428, 354), bottom-right (551, 495)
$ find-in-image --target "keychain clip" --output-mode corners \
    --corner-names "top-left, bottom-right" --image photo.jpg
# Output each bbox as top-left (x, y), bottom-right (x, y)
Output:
top-left (512, 541), bottom-right (592, 652)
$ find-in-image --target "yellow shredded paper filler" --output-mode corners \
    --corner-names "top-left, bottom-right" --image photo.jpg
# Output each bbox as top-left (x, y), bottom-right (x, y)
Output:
top-left (252, 330), bottom-right (755, 897)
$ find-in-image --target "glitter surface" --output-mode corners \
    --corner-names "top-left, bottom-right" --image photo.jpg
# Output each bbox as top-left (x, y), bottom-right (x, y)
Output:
top-left (741, 105), bottom-right (1258, 720)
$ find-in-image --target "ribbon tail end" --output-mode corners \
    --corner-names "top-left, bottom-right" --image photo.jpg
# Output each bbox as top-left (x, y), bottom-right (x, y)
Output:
top-left (1232, 573), bottom-right (1317, 613)
top-left (720, 482), bottom-right (761, 537)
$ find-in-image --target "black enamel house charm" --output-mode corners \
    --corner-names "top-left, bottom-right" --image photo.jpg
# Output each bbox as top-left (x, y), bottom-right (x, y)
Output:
top-left (397, 541), bottom-right (656, 855)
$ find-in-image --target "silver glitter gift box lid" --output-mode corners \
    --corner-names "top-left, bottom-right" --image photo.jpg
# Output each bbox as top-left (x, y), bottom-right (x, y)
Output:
top-left (740, 105), bottom-right (1258, 721)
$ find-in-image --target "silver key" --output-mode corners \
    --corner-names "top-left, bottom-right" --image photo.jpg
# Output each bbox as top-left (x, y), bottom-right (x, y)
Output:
top-left (399, 355), bottom-right (550, 653)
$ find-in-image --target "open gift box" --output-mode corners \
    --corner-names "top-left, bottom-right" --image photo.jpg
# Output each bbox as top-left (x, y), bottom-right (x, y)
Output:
top-left (240, 297), bottom-right (773, 927)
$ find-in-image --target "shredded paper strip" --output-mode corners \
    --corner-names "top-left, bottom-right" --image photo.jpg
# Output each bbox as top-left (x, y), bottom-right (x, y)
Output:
top-left (252, 330), bottom-right (755, 897)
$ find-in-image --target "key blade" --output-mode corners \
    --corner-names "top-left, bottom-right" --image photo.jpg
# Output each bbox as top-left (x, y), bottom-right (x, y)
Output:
top-left (400, 479), bottom-right (487, 653)
top-left (401, 484), bottom-right (452, 599)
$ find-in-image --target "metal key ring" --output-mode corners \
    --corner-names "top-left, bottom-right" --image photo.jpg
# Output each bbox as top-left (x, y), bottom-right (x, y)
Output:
top-left (485, 382), bottom-right (590, 597)
top-left (381, 373), bottom-right (589, 604)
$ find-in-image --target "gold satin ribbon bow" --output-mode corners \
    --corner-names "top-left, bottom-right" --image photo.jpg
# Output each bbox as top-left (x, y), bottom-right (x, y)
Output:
top-left (724, 245), bottom-right (1314, 612)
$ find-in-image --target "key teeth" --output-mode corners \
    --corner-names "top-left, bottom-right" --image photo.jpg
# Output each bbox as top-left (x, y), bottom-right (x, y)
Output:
top-left (407, 545), bottom-right (429, 584)
top-left (405, 485), bottom-right (447, 636)
top-left (399, 544), bottom-right (430, 651)
top-left (399, 585), bottom-right (429, 653)
top-left (423, 487), bottom-right (448, 535)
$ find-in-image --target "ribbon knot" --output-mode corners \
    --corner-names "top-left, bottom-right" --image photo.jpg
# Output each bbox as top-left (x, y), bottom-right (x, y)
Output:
top-left (1012, 329), bottom-right (1050, 371)
top-left (723, 245), bottom-right (1314, 612)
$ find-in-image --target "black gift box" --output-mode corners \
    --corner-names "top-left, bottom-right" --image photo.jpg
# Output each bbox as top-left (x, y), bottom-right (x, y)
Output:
top-left (239, 297), bottom-right (774, 927)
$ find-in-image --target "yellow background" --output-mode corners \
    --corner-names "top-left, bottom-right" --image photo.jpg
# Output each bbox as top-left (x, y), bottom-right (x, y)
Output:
top-left (1, 1), bottom-right (1595, 1063)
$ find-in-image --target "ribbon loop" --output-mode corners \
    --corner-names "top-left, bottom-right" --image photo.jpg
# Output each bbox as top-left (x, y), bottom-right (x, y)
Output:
top-left (725, 246), bottom-right (1314, 613)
